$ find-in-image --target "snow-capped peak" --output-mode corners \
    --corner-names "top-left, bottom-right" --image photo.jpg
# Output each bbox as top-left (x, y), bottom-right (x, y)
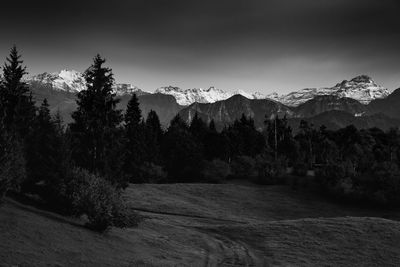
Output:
top-left (30, 69), bottom-right (86, 93)
top-left (154, 86), bottom-right (269, 105)
top-left (270, 75), bottom-right (389, 106)
top-left (155, 86), bottom-right (233, 105)
top-left (333, 75), bottom-right (389, 104)
top-left (114, 83), bottom-right (149, 96)
top-left (29, 70), bottom-right (145, 96)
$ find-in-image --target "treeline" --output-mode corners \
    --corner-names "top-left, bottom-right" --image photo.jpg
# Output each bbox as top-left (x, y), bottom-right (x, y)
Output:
top-left (1, 47), bottom-right (400, 233)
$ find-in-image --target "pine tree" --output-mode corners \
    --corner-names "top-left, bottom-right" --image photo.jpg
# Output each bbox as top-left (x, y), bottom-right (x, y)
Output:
top-left (209, 119), bottom-right (217, 133)
top-left (26, 99), bottom-right (54, 181)
top-left (123, 93), bottom-right (147, 182)
top-left (0, 45), bottom-right (36, 138)
top-left (125, 93), bottom-right (142, 128)
top-left (0, 46), bottom-right (35, 197)
top-left (169, 114), bottom-right (188, 130)
top-left (162, 114), bottom-right (204, 182)
top-left (144, 110), bottom-right (163, 164)
top-left (189, 112), bottom-right (208, 141)
top-left (0, 120), bottom-right (26, 200)
top-left (69, 55), bottom-right (124, 185)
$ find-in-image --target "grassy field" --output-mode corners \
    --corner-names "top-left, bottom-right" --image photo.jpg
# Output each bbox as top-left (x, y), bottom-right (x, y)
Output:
top-left (1, 184), bottom-right (400, 266)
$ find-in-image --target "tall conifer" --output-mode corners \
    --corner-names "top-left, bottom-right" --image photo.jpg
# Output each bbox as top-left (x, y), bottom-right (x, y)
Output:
top-left (69, 55), bottom-right (123, 184)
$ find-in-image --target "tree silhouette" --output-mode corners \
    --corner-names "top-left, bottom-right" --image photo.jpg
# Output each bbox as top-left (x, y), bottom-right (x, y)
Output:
top-left (0, 45), bottom-right (35, 138)
top-left (69, 55), bottom-right (124, 185)
top-left (123, 93), bottom-right (146, 182)
top-left (144, 110), bottom-right (163, 164)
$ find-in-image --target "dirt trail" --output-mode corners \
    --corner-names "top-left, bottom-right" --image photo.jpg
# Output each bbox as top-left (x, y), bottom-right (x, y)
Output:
top-left (131, 204), bottom-right (264, 265)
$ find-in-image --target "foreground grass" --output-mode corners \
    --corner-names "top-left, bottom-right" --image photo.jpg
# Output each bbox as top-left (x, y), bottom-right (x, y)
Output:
top-left (1, 184), bottom-right (400, 266)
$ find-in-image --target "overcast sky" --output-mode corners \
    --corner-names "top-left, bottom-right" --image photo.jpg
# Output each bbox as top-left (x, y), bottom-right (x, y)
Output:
top-left (0, 0), bottom-right (399, 93)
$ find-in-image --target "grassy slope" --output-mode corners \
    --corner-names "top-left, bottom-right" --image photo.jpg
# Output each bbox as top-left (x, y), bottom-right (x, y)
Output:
top-left (1, 184), bottom-right (400, 266)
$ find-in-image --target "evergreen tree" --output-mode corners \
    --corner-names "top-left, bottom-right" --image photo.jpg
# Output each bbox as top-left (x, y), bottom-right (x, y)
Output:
top-left (0, 45), bottom-right (35, 137)
top-left (69, 55), bottom-right (124, 186)
top-left (144, 110), bottom-right (163, 164)
top-left (224, 114), bottom-right (265, 158)
top-left (209, 119), bottom-right (217, 133)
top-left (23, 99), bottom-right (71, 203)
top-left (264, 115), bottom-right (297, 164)
top-left (169, 113), bottom-right (188, 130)
top-left (162, 114), bottom-right (204, 182)
top-left (123, 93), bottom-right (146, 182)
top-left (0, 46), bottom-right (34, 197)
top-left (189, 112), bottom-right (208, 141)
top-left (0, 120), bottom-right (26, 200)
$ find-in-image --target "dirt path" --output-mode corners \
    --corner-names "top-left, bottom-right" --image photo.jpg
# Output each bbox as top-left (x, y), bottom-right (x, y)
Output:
top-left (131, 205), bottom-right (264, 265)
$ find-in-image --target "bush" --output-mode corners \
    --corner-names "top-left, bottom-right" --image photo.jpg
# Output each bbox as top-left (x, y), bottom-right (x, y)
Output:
top-left (202, 159), bottom-right (231, 183)
top-left (254, 155), bottom-right (286, 185)
top-left (230, 156), bottom-right (257, 180)
top-left (140, 162), bottom-right (167, 183)
top-left (0, 136), bottom-right (26, 201)
top-left (293, 162), bottom-right (308, 177)
top-left (316, 163), bottom-right (346, 189)
top-left (70, 168), bottom-right (139, 232)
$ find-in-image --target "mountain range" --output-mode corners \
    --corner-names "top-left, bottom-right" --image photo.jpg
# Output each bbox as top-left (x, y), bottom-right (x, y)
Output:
top-left (25, 70), bottom-right (400, 130)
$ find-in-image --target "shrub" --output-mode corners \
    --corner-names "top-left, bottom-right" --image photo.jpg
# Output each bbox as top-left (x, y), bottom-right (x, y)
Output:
top-left (0, 136), bottom-right (26, 201)
top-left (202, 159), bottom-right (231, 183)
top-left (230, 156), bottom-right (257, 180)
top-left (293, 162), bottom-right (308, 177)
top-left (70, 168), bottom-right (139, 232)
top-left (254, 155), bottom-right (286, 185)
top-left (140, 162), bottom-right (167, 183)
top-left (316, 163), bottom-right (346, 189)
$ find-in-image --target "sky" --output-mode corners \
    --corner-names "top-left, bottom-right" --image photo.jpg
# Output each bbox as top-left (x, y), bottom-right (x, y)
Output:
top-left (0, 0), bottom-right (400, 94)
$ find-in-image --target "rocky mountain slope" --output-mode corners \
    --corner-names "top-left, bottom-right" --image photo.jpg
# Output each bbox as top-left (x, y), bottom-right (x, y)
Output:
top-left (155, 86), bottom-right (266, 106)
top-left (179, 94), bottom-right (293, 130)
top-left (270, 75), bottom-right (389, 106)
top-left (294, 95), bottom-right (368, 118)
top-left (29, 70), bottom-right (149, 96)
top-left (30, 78), bottom-right (183, 125)
top-left (368, 88), bottom-right (400, 119)
top-left (26, 70), bottom-right (398, 130)
top-left (288, 110), bottom-right (400, 132)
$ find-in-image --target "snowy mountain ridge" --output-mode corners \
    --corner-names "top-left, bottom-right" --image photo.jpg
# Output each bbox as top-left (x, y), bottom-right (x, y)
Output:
top-left (29, 70), bottom-right (147, 96)
top-left (28, 71), bottom-right (390, 106)
top-left (268, 75), bottom-right (390, 106)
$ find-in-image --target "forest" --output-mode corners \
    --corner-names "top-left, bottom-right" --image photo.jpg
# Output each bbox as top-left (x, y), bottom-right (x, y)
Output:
top-left (1, 46), bottom-right (400, 232)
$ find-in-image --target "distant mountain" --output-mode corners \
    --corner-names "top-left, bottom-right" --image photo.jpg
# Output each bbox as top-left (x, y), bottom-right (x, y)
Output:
top-left (269, 75), bottom-right (389, 106)
top-left (119, 93), bottom-right (184, 126)
top-left (368, 88), bottom-right (400, 119)
top-left (155, 86), bottom-right (266, 106)
top-left (30, 81), bottom-right (78, 124)
top-left (179, 94), bottom-right (293, 129)
top-left (30, 70), bottom-right (86, 93)
top-left (29, 70), bottom-right (148, 96)
top-left (294, 95), bottom-right (368, 118)
top-left (26, 70), bottom-right (399, 130)
top-left (30, 79), bottom-right (181, 126)
top-left (288, 110), bottom-right (400, 132)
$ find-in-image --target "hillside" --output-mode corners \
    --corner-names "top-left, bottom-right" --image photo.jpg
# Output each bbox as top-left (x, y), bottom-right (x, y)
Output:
top-left (27, 72), bottom-right (400, 130)
top-left (289, 110), bottom-right (400, 131)
top-left (271, 75), bottom-right (389, 106)
top-left (30, 84), bottom-right (183, 125)
top-left (294, 95), bottom-right (367, 118)
top-left (368, 88), bottom-right (400, 119)
top-left (179, 94), bottom-right (293, 129)
top-left (2, 184), bottom-right (400, 266)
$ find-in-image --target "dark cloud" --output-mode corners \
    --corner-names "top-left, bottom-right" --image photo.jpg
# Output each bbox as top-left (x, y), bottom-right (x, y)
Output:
top-left (0, 0), bottom-right (399, 92)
